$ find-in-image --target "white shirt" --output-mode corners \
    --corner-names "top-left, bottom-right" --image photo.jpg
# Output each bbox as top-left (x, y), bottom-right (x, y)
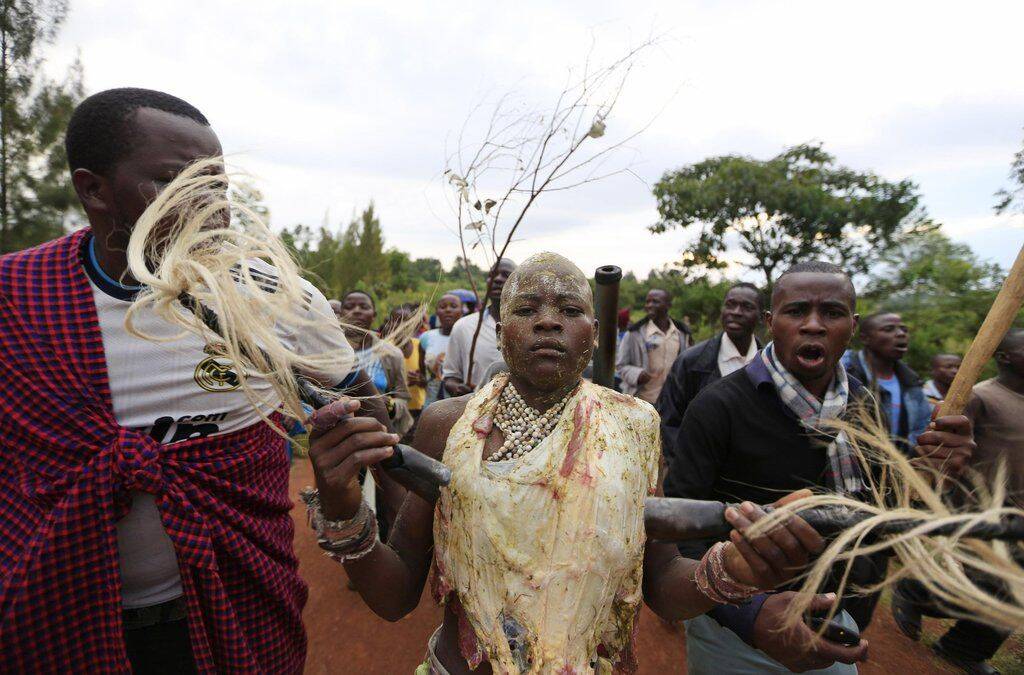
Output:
top-left (442, 311), bottom-right (501, 389)
top-left (84, 240), bottom-right (353, 608)
top-left (716, 333), bottom-right (758, 378)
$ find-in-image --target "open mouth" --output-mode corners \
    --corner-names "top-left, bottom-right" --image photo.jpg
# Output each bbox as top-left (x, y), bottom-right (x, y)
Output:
top-left (795, 343), bottom-right (826, 370)
top-left (894, 343), bottom-right (909, 354)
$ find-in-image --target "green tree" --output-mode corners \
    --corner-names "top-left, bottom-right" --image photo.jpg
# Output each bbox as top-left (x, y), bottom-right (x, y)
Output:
top-left (995, 127), bottom-right (1024, 214)
top-left (861, 228), bottom-right (1006, 375)
top-left (1, 0), bottom-right (85, 253)
top-left (650, 143), bottom-right (922, 287)
top-left (354, 202), bottom-right (388, 293)
top-left (284, 204), bottom-right (391, 301)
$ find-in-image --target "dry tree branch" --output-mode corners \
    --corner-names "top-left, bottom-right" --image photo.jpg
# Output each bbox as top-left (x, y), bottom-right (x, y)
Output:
top-left (442, 40), bottom-right (657, 386)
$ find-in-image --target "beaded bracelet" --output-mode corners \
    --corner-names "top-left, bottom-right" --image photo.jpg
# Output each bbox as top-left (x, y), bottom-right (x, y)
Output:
top-left (300, 487), bottom-right (379, 563)
top-left (694, 541), bottom-right (760, 605)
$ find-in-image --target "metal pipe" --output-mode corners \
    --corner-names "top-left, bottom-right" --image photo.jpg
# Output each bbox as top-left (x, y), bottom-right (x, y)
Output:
top-left (592, 265), bottom-right (622, 388)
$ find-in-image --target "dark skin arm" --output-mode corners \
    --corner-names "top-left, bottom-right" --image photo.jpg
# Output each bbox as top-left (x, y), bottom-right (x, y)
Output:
top-left (643, 492), bottom-right (869, 670)
top-left (307, 395), bottom-right (468, 621)
top-left (643, 491), bottom-right (826, 621)
top-left (443, 376), bottom-right (474, 397)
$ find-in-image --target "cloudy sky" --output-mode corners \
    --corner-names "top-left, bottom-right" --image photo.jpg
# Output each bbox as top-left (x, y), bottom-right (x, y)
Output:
top-left (48, 0), bottom-right (1024, 279)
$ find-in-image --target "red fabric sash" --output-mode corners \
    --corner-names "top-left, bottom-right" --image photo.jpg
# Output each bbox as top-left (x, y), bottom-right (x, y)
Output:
top-left (0, 230), bottom-right (306, 673)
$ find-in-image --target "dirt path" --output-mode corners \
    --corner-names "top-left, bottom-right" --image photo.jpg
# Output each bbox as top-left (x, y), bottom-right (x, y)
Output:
top-left (290, 461), bottom-right (1021, 674)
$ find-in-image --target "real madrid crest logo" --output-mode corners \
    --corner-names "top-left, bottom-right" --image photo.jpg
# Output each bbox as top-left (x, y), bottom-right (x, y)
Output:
top-left (194, 345), bottom-right (241, 392)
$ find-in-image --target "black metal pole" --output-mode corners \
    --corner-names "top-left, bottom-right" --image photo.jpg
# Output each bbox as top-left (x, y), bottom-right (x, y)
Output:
top-left (593, 265), bottom-right (622, 388)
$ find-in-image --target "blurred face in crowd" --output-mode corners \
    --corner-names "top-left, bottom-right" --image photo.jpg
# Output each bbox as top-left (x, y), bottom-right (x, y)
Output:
top-left (340, 292), bottom-right (376, 332)
top-left (931, 354), bottom-right (962, 387)
top-left (436, 294), bottom-right (463, 332)
top-left (861, 313), bottom-right (909, 363)
top-left (644, 289), bottom-right (671, 322)
top-left (497, 254), bottom-right (596, 395)
top-left (488, 259), bottom-right (518, 302)
top-left (996, 331), bottom-right (1024, 379)
top-left (721, 286), bottom-right (760, 343)
top-left (767, 272), bottom-right (858, 396)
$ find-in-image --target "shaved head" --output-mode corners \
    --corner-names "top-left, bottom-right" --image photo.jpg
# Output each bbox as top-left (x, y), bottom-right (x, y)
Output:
top-left (499, 252), bottom-right (592, 322)
top-left (772, 260), bottom-right (855, 310)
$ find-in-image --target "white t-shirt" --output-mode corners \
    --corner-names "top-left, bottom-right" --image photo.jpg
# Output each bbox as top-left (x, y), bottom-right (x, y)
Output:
top-left (83, 237), bottom-right (353, 608)
top-left (441, 311), bottom-right (501, 389)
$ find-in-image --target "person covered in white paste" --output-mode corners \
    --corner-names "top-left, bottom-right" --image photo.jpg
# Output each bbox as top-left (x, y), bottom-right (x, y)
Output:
top-left (302, 253), bottom-right (827, 674)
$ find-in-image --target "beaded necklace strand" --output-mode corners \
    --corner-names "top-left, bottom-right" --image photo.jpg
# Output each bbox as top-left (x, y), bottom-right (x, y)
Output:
top-left (487, 381), bottom-right (575, 462)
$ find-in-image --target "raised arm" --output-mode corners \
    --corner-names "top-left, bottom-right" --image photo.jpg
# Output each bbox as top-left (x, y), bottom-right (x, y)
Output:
top-left (307, 397), bottom-right (465, 620)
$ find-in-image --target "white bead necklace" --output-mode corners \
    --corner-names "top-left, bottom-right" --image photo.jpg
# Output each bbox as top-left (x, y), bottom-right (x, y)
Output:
top-left (487, 382), bottom-right (574, 462)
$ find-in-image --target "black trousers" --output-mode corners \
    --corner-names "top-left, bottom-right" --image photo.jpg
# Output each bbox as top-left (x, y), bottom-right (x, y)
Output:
top-left (124, 614), bottom-right (197, 674)
top-left (896, 578), bottom-right (1011, 662)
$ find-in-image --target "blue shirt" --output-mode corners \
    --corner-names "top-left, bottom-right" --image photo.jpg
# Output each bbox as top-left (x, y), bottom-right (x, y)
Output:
top-left (355, 347), bottom-right (388, 393)
top-left (876, 374), bottom-right (902, 436)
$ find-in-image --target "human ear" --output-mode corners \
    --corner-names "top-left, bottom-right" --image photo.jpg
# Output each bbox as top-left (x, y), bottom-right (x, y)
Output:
top-left (71, 168), bottom-right (111, 216)
top-left (764, 311), bottom-right (773, 335)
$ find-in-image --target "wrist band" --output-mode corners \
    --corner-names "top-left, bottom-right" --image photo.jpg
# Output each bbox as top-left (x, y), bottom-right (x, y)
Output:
top-left (300, 487), bottom-right (379, 563)
top-left (695, 541), bottom-right (760, 605)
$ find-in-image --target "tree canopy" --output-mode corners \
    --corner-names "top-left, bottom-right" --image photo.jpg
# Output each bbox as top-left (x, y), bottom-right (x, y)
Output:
top-left (995, 127), bottom-right (1024, 215)
top-left (1, 0), bottom-right (84, 254)
top-left (650, 143), bottom-right (922, 286)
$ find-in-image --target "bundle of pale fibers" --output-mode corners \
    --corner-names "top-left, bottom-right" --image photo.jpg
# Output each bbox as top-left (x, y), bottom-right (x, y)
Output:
top-left (124, 157), bottom-right (357, 427)
top-left (748, 404), bottom-right (1024, 632)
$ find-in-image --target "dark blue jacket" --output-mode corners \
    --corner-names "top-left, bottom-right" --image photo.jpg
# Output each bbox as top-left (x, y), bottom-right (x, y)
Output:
top-left (842, 350), bottom-right (931, 453)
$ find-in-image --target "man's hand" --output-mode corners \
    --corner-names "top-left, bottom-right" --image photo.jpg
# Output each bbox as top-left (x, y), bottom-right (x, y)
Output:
top-left (915, 412), bottom-right (975, 476)
top-left (444, 378), bottom-right (473, 397)
top-left (753, 592), bottom-right (869, 672)
top-left (308, 398), bottom-right (400, 521)
top-left (722, 490), bottom-right (825, 589)
top-left (407, 371), bottom-right (425, 388)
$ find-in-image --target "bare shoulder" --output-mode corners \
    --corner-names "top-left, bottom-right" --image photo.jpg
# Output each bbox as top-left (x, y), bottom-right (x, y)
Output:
top-left (412, 396), bottom-right (472, 460)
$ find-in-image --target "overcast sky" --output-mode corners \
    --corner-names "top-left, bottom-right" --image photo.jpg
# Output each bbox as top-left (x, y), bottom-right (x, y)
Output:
top-left (47, 0), bottom-right (1024, 279)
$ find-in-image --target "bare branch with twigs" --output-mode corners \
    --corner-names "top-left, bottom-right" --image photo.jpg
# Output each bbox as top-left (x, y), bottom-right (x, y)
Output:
top-left (441, 40), bottom-right (657, 386)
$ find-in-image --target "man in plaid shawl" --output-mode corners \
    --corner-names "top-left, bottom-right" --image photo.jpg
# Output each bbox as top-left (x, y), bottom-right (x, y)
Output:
top-left (662, 260), bottom-right (976, 674)
top-left (0, 89), bottom-right (355, 673)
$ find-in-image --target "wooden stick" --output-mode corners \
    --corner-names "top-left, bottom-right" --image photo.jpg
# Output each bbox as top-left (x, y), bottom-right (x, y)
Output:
top-left (938, 242), bottom-right (1024, 416)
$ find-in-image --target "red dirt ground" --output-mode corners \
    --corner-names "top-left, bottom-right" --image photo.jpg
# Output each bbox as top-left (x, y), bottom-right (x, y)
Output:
top-left (290, 461), bottom-right (1021, 674)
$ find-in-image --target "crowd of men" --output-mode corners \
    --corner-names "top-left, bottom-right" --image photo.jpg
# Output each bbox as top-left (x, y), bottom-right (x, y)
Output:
top-left (322, 255), bottom-right (1021, 674)
top-left (0, 87), bottom-right (1020, 674)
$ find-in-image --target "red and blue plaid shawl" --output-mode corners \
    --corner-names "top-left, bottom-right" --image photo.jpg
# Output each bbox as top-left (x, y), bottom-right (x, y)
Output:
top-left (0, 230), bottom-right (307, 673)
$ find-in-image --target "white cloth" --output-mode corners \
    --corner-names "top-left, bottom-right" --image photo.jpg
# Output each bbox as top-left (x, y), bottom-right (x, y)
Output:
top-left (433, 376), bottom-right (660, 673)
top-left (441, 311), bottom-right (501, 389)
top-left (716, 333), bottom-right (758, 378)
top-left (87, 253), bottom-right (353, 608)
